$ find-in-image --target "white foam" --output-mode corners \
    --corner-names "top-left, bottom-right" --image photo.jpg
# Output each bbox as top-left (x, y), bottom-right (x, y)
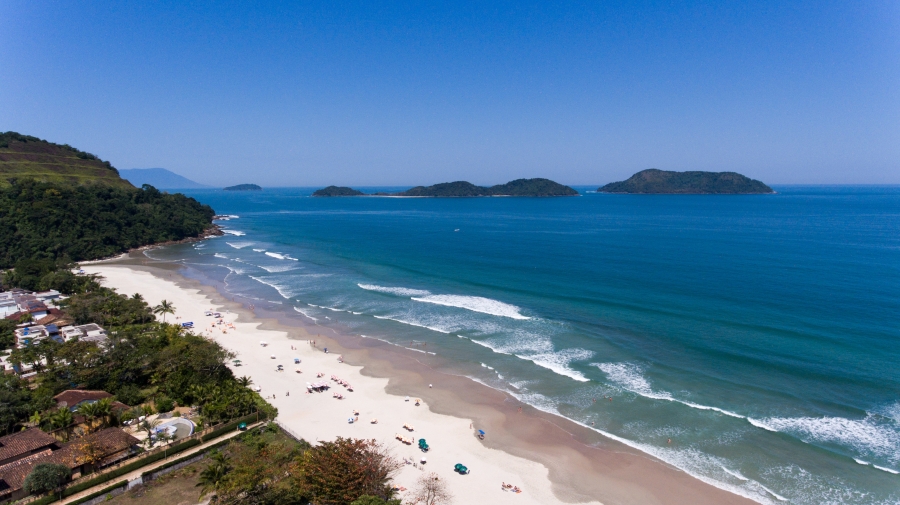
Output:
top-left (221, 229), bottom-right (246, 236)
top-left (853, 458), bottom-right (870, 465)
top-left (372, 315), bottom-right (451, 334)
top-left (873, 464), bottom-right (899, 474)
top-left (258, 264), bottom-right (299, 273)
top-left (226, 241), bottom-right (254, 249)
top-left (595, 363), bottom-right (744, 418)
top-left (214, 253), bottom-right (229, 259)
top-left (253, 248), bottom-right (266, 252)
top-left (517, 349), bottom-right (593, 382)
top-left (293, 306), bottom-right (317, 322)
top-left (747, 415), bottom-right (900, 459)
top-left (265, 252), bottom-right (298, 261)
top-left (358, 283), bottom-right (431, 297)
top-left (248, 275), bottom-right (295, 299)
top-left (411, 294), bottom-right (530, 320)
top-left (214, 214), bottom-right (239, 220)
top-left (722, 467), bottom-right (750, 481)
top-left (480, 363), bottom-right (494, 370)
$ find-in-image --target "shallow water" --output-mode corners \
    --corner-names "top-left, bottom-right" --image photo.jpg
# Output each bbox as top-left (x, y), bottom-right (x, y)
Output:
top-left (149, 186), bottom-right (900, 504)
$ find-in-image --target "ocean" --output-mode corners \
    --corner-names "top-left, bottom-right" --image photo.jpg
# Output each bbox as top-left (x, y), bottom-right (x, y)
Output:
top-left (148, 186), bottom-right (900, 504)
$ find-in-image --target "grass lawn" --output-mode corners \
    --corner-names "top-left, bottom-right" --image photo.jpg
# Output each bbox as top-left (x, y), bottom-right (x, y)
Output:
top-left (106, 460), bottom-right (206, 505)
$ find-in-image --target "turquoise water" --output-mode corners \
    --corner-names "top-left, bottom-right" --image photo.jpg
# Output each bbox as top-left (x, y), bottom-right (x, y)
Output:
top-left (150, 186), bottom-right (900, 504)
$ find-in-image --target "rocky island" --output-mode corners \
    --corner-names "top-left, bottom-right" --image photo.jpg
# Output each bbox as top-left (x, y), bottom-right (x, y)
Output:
top-left (599, 169), bottom-right (773, 194)
top-left (312, 185), bottom-right (365, 197)
top-left (224, 183), bottom-right (262, 191)
top-left (313, 178), bottom-right (578, 197)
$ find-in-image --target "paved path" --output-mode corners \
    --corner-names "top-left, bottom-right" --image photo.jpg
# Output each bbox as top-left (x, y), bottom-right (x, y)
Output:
top-left (57, 421), bottom-right (264, 504)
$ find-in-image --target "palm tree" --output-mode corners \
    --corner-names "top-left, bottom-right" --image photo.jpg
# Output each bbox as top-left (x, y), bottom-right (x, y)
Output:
top-left (78, 402), bottom-right (100, 433)
top-left (153, 300), bottom-right (175, 323)
top-left (236, 376), bottom-right (253, 387)
top-left (139, 418), bottom-right (161, 448)
top-left (197, 451), bottom-right (231, 498)
top-left (94, 398), bottom-right (113, 429)
top-left (49, 408), bottom-right (74, 441)
top-left (29, 411), bottom-right (43, 429)
top-left (131, 293), bottom-right (144, 302)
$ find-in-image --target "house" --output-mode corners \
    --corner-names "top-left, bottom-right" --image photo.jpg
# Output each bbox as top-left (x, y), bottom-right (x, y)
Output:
top-left (13, 325), bottom-right (62, 348)
top-left (0, 429), bottom-right (62, 502)
top-left (53, 390), bottom-right (129, 414)
top-left (0, 427), bottom-right (139, 502)
top-left (60, 324), bottom-right (108, 345)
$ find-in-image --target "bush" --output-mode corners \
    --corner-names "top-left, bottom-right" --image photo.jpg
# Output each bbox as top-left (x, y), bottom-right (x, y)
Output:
top-left (23, 463), bottom-right (70, 496)
top-left (154, 395), bottom-right (174, 413)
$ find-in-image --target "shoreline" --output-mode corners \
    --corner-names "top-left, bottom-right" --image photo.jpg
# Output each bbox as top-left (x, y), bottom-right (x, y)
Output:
top-left (82, 252), bottom-right (758, 505)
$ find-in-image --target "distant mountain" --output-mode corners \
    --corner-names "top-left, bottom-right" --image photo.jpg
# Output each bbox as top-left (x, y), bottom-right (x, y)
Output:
top-left (312, 186), bottom-right (365, 197)
top-left (224, 184), bottom-right (262, 191)
top-left (119, 168), bottom-right (208, 189)
top-left (599, 169), bottom-right (774, 194)
top-left (0, 131), bottom-right (133, 189)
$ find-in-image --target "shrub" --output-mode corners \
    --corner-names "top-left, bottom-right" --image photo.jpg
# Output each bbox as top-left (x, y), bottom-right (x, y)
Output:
top-left (23, 463), bottom-right (70, 496)
top-left (154, 395), bottom-right (174, 413)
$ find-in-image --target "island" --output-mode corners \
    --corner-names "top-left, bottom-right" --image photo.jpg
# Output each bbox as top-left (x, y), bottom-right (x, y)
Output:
top-left (312, 185), bottom-right (365, 197)
top-left (599, 169), bottom-right (773, 194)
top-left (223, 183), bottom-right (262, 191)
top-left (312, 178), bottom-right (578, 197)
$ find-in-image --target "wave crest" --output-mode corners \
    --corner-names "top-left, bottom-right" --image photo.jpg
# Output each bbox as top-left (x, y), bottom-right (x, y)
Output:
top-left (411, 294), bottom-right (530, 320)
top-left (358, 284), bottom-right (431, 297)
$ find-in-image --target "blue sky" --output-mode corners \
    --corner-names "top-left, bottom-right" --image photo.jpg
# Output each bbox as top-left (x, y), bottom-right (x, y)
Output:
top-left (1, 1), bottom-right (898, 186)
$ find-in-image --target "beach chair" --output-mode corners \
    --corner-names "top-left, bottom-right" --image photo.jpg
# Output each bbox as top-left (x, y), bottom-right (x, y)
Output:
top-left (418, 439), bottom-right (429, 451)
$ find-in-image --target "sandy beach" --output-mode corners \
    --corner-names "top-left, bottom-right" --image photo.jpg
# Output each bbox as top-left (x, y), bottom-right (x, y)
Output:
top-left (81, 256), bottom-right (757, 505)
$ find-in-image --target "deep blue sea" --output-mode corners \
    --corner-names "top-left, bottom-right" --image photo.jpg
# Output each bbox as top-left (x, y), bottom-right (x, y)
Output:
top-left (150, 186), bottom-right (900, 504)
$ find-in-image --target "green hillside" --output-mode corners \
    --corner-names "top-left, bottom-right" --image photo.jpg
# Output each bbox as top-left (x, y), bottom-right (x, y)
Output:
top-left (599, 169), bottom-right (774, 194)
top-left (0, 131), bottom-right (134, 189)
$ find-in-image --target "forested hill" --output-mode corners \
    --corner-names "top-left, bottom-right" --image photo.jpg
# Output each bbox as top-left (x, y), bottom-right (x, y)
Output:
top-left (0, 180), bottom-right (216, 268)
top-left (313, 178), bottom-right (578, 197)
top-left (0, 131), bottom-right (133, 189)
top-left (599, 169), bottom-right (774, 194)
top-left (398, 178), bottom-right (578, 197)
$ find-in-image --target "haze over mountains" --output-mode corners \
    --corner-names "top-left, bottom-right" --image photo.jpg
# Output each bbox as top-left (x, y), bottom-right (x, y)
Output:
top-left (118, 168), bottom-right (208, 189)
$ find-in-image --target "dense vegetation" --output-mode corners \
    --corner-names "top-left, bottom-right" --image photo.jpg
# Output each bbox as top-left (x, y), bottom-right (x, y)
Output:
top-left (223, 184), bottom-right (262, 191)
top-left (0, 179), bottom-right (215, 268)
top-left (0, 132), bottom-right (132, 189)
top-left (312, 186), bottom-right (365, 197)
top-left (0, 274), bottom-right (274, 435)
top-left (314, 178), bottom-right (578, 197)
top-left (599, 169), bottom-right (774, 194)
top-left (200, 426), bottom-right (402, 505)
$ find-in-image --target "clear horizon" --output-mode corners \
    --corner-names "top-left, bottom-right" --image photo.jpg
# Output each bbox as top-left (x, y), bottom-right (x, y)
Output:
top-left (2, 1), bottom-right (898, 186)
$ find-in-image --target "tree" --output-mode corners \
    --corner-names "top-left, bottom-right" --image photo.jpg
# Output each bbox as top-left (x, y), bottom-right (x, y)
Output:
top-left (49, 408), bottom-right (74, 441)
top-left (408, 472), bottom-right (453, 505)
top-left (351, 496), bottom-right (402, 505)
top-left (197, 450), bottom-right (231, 498)
top-left (139, 418), bottom-right (161, 448)
top-left (77, 401), bottom-right (100, 433)
top-left (236, 376), bottom-right (253, 387)
top-left (296, 438), bottom-right (401, 505)
top-left (153, 300), bottom-right (175, 323)
top-left (23, 463), bottom-right (70, 497)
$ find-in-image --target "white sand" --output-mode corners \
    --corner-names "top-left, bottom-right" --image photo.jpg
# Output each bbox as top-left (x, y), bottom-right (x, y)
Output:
top-left (82, 265), bottom-right (599, 505)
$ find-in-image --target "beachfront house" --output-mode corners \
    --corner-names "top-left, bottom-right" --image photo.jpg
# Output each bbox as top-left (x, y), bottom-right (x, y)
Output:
top-left (60, 324), bottom-right (108, 345)
top-left (0, 427), bottom-right (139, 502)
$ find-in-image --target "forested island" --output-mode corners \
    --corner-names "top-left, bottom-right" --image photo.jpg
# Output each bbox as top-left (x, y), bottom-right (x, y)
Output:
top-left (312, 178), bottom-right (578, 197)
top-left (599, 169), bottom-right (774, 194)
top-left (312, 185), bottom-right (365, 197)
top-left (223, 184), bottom-right (262, 191)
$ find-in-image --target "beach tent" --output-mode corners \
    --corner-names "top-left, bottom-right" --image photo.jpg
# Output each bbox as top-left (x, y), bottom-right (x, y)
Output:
top-left (477, 429), bottom-right (486, 439)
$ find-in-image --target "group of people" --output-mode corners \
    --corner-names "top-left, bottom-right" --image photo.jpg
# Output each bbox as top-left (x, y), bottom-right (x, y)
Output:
top-left (501, 482), bottom-right (523, 493)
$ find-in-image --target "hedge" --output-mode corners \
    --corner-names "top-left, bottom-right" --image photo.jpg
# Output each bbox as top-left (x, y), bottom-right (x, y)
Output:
top-left (200, 412), bottom-right (262, 442)
top-left (68, 480), bottom-right (127, 505)
top-left (140, 437), bottom-right (232, 478)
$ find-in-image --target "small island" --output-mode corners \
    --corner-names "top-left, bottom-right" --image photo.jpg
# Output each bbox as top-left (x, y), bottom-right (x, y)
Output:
top-left (312, 178), bottom-right (578, 197)
top-left (312, 186), bottom-right (365, 197)
top-left (223, 183), bottom-right (262, 191)
top-left (599, 169), bottom-right (773, 194)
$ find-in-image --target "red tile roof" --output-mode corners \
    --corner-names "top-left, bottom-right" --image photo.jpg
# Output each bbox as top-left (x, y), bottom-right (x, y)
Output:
top-left (0, 429), bottom-right (57, 465)
top-left (53, 390), bottom-right (113, 409)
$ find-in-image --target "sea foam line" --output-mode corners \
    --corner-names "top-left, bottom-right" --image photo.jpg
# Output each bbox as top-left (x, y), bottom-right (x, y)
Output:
top-left (221, 229), bottom-right (246, 236)
top-left (265, 252), bottom-right (298, 261)
top-left (358, 284), bottom-right (431, 297)
top-left (226, 241), bottom-right (254, 249)
top-left (248, 275), bottom-right (295, 300)
top-left (372, 315), bottom-right (451, 334)
top-left (411, 294), bottom-right (530, 320)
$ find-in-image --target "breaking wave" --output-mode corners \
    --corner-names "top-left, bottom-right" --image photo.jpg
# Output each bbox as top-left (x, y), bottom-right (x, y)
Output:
top-left (221, 229), bottom-right (246, 236)
top-left (358, 284), bottom-right (431, 297)
top-left (411, 294), bottom-right (530, 320)
top-left (226, 241), bottom-right (254, 249)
